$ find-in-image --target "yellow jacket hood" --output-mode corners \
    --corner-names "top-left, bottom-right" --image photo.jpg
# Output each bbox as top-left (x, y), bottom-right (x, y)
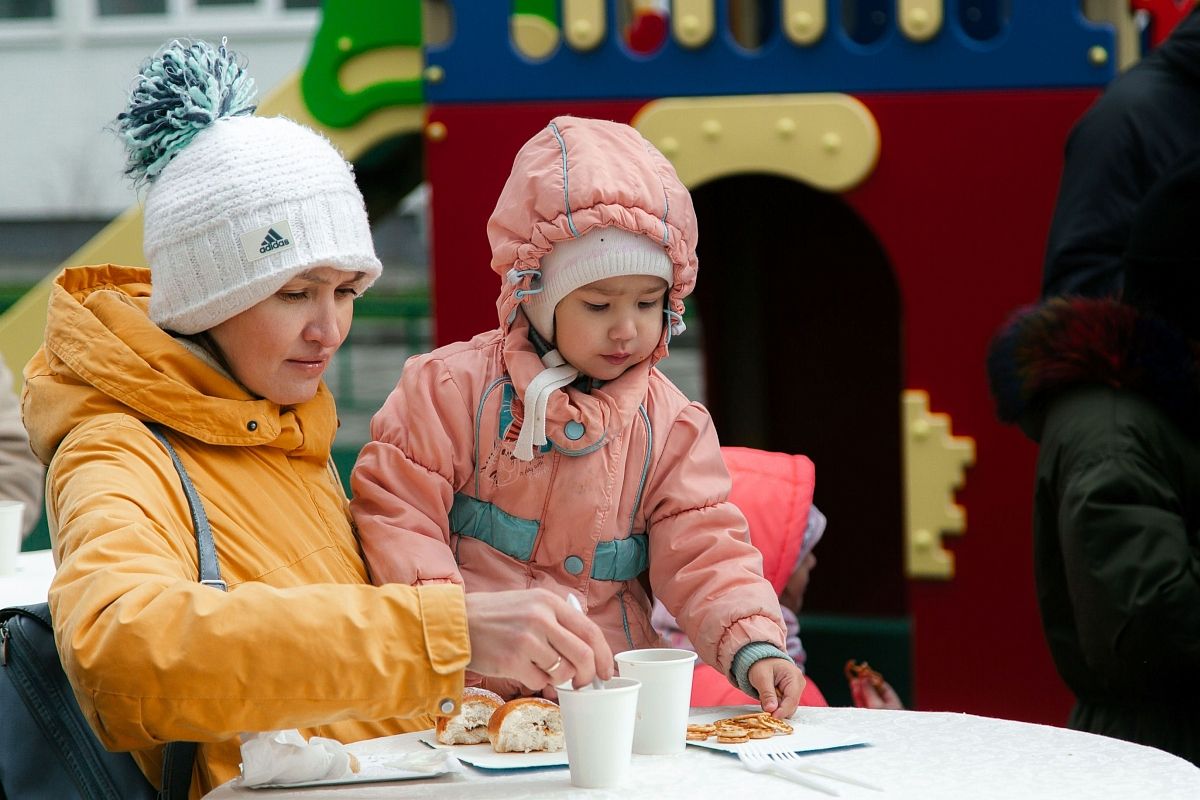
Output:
top-left (23, 265), bottom-right (334, 465)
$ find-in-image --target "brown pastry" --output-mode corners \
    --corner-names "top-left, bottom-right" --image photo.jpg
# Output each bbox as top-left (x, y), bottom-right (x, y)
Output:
top-left (435, 686), bottom-right (504, 745)
top-left (715, 724), bottom-right (751, 744)
top-left (691, 711), bottom-right (795, 744)
top-left (487, 697), bottom-right (565, 753)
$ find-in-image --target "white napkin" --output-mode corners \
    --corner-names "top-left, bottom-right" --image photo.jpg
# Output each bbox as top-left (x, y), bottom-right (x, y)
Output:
top-left (238, 730), bottom-right (464, 788)
top-left (238, 730), bottom-right (358, 787)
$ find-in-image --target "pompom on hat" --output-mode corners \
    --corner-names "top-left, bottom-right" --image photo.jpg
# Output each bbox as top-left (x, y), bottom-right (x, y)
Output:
top-left (117, 38), bottom-right (381, 334)
top-left (521, 226), bottom-right (673, 341)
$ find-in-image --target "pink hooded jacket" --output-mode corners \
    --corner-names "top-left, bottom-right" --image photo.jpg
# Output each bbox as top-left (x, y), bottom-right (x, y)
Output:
top-left (351, 117), bottom-right (786, 693)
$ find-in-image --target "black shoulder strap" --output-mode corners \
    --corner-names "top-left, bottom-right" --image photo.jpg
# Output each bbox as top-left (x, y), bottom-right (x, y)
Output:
top-left (144, 422), bottom-right (225, 800)
top-left (158, 742), bottom-right (197, 800)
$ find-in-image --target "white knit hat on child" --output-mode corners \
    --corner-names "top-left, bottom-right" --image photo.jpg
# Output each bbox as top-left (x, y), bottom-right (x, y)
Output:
top-left (522, 226), bottom-right (673, 341)
top-left (512, 226), bottom-right (673, 461)
top-left (119, 39), bottom-right (381, 335)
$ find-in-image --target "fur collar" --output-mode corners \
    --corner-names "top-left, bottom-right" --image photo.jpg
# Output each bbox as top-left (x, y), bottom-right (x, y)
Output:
top-left (987, 297), bottom-right (1200, 433)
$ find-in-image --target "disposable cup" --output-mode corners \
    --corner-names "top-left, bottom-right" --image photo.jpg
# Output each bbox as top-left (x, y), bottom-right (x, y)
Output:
top-left (0, 500), bottom-right (24, 577)
top-left (615, 648), bottom-right (698, 754)
top-left (558, 677), bottom-right (640, 788)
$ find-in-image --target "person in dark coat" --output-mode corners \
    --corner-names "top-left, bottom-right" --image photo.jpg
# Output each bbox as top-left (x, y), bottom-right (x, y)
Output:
top-left (1042, 8), bottom-right (1200, 298)
top-left (989, 149), bottom-right (1200, 766)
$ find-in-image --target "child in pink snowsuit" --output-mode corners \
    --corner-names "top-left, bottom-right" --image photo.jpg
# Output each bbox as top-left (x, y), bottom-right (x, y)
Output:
top-left (351, 117), bottom-right (803, 717)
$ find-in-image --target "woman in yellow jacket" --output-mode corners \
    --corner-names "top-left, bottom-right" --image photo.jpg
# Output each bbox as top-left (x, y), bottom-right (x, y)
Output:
top-left (19, 40), bottom-right (611, 798)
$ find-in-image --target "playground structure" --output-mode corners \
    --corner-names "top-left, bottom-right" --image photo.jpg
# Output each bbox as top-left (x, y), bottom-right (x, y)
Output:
top-left (3, 0), bottom-right (1192, 723)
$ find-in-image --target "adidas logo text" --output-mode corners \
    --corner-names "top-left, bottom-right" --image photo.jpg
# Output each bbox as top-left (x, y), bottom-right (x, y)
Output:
top-left (259, 228), bottom-right (291, 254)
top-left (241, 221), bottom-right (294, 262)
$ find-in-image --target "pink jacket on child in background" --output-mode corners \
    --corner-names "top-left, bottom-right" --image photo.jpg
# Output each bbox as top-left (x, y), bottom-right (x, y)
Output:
top-left (655, 447), bottom-right (829, 707)
top-left (351, 117), bottom-right (786, 696)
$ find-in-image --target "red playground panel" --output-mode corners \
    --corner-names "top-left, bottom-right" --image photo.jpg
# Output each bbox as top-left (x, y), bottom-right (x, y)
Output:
top-left (425, 87), bottom-right (1094, 724)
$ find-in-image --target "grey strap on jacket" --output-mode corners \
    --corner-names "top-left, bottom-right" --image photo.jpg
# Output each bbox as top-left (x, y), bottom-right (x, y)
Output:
top-left (145, 422), bottom-right (225, 800)
top-left (146, 422), bottom-right (224, 591)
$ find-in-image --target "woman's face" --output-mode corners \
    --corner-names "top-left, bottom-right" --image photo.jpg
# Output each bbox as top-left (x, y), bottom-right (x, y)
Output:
top-left (206, 267), bottom-right (363, 405)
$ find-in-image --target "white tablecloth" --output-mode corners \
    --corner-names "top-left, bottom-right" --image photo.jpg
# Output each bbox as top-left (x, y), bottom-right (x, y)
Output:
top-left (0, 549), bottom-right (54, 607)
top-left (204, 706), bottom-right (1200, 800)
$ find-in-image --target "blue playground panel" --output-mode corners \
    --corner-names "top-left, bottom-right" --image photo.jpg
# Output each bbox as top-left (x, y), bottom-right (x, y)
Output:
top-left (424, 2), bottom-right (1116, 103)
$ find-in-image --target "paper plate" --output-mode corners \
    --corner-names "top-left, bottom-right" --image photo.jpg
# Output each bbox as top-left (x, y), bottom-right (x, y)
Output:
top-left (417, 737), bottom-right (569, 771)
top-left (685, 709), bottom-right (869, 755)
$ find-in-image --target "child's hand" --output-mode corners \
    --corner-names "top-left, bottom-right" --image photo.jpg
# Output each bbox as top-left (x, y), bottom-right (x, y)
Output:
top-left (464, 589), bottom-right (614, 693)
top-left (845, 659), bottom-right (904, 709)
top-left (747, 657), bottom-right (805, 719)
top-left (849, 676), bottom-right (904, 710)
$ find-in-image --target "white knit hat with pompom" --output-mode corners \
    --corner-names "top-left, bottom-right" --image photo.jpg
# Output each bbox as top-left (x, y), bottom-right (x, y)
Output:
top-left (118, 39), bottom-right (381, 334)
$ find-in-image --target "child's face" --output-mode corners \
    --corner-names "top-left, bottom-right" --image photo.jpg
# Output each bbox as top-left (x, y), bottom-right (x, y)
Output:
top-left (554, 274), bottom-right (668, 381)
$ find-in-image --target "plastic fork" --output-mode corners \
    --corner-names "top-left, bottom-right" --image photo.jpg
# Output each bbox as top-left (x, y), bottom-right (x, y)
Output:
top-left (737, 745), bottom-right (840, 795)
top-left (766, 749), bottom-right (885, 792)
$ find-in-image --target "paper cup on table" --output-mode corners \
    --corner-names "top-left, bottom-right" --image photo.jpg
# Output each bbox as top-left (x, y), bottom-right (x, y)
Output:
top-left (0, 501), bottom-right (24, 577)
top-left (615, 648), bottom-right (698, 755)
top-left (558, 677), bottom-right (640, 788)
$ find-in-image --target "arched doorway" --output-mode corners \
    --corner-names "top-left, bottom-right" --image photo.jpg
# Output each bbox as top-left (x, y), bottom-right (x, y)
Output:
top-left (690, 173), bottom-right (905, 618)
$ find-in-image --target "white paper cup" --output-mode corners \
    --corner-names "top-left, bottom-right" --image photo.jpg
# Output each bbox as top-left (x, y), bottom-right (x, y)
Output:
top-left (558, 677), bottom-right (640, 788)
top-left (0, 500), bottom-right (24, 577)
top-left (615, 648), bottom-right (698, 754)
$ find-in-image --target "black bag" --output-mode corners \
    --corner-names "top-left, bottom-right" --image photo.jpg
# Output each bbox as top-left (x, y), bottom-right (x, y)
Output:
top-left (0, 423), bottom-right (222, 800)
top-left (1, 603), bottom-right (158, 799)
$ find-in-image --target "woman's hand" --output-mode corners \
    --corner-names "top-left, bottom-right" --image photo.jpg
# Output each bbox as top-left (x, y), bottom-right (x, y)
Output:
top-left (748, 657), bottom-right (805, 719)
top-left (465, 589), bottom-right (614, 693)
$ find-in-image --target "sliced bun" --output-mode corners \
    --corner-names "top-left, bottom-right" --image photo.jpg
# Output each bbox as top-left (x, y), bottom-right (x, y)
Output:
top-left (488, 697), bottom-right (565, 753)
top-left (435, 686), bottom-right (504, 745)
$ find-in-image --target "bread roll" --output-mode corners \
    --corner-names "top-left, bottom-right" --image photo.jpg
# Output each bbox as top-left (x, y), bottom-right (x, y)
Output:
top-left (435, 686), bottom-right (504, 745)
top-left (488, 697), bottom-right (565, 753)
